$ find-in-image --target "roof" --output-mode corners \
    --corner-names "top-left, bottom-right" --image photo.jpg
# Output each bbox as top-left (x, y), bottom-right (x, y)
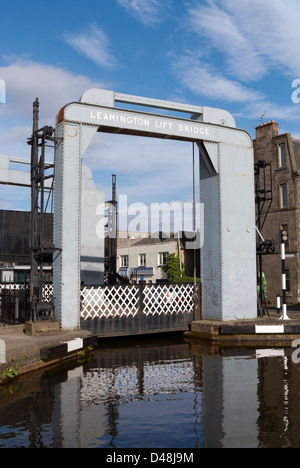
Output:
top-left (130, 231), bottom-right (199, 248)
top-left (132, 235), bottom-right (176, 247)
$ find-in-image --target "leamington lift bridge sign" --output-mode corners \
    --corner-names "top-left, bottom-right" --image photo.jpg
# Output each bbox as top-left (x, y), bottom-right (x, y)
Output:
top-left (54, 88), bottom-right (256, 330)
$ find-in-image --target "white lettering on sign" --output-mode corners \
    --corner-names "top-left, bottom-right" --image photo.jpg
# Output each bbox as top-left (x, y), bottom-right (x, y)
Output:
top-left (90, 109), bottom-right (210, 137)
top-left (178, 123), bottom-right (210, 136)
top-left (91, 110), bottom-right (150, 127)
top-left (155, 120), bottom-right (173, 130)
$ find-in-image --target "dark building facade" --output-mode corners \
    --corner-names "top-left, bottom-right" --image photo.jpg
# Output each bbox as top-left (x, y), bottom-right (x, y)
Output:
top-left (0, 210), bottom-right (53, 282)
top-left (254, 121), bottom-right (300, 305)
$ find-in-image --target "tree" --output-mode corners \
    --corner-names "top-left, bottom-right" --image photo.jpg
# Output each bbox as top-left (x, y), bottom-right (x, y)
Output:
top-left (162, 253), bottom-right (184, 283)
top-left (162, 253), bottom-right (201, 283)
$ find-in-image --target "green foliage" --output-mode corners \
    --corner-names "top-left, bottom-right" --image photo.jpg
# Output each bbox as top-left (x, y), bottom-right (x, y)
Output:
top-left (162, 253), bottom-right (201, 283)
top-left (0, 354), bottom-right (30, 385)
top-left (162, 253), bottom-right (184, 283)
top-left (181, 275), bottom-right (201, 283)
top-left (77, 346), bottom-right (94, 365)
top-left (0, 362), bottom-right (21, 383)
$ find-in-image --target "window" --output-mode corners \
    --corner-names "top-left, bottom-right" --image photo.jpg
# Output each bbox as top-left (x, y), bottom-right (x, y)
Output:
top-left (278, 143), bottom-right (286, 168)
top-left (139, 254), bottom-right (146, 267)
top-left (280, 184), bottom-right (288, 208)
top-left (158, 252), bottom-right (169, 266)
top-left (120, 255), bottom-right (128, 268)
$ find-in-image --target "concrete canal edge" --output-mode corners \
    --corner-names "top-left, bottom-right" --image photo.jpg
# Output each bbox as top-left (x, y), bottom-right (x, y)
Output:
top-left (0, 322), bottom-right (98, 384)
top-left (185, 319), bottom-right (300, 346)
top-left (2, 316), bottom-right (300, 385)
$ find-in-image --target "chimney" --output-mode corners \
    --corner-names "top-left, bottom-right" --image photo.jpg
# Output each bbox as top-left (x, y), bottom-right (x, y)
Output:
top-left (255, 120), bottom-right (279, 140)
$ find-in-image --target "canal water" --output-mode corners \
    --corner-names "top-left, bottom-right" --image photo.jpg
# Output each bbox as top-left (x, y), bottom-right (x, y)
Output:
top-left (0, 334), bottom-right (299, 448)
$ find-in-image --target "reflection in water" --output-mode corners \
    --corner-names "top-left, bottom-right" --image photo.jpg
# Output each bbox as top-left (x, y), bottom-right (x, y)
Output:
top-left (0, 336), bottom-right (300, 448)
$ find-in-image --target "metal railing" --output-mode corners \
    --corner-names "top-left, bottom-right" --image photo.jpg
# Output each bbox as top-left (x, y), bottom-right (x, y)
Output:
top-left (0, 281), bottom-right (201, 330)
top-left (0, 282), bottom-right (53, 324)
top-left (0, 283), bottom-right (30, 323)
top-left (81, 282), bottom-right (201, 320)
top-left (80, 282), bottom-right (201, 337)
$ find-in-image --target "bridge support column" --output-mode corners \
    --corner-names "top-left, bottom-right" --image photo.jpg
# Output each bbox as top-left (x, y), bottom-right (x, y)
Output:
top-left (199, 141), bottom-right (256, 321)
top-left (53, 122), bottom-right (98, 329)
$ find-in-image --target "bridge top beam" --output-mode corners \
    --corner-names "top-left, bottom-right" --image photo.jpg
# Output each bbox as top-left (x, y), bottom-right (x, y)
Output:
top-left (78, 88), bottom-right (236, 129)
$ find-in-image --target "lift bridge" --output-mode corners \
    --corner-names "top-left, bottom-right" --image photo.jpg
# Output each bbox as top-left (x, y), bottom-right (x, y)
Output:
top-left (53, 89), bottom-right (256, 330)
top-left (0, 89), bottom-right (257, 333)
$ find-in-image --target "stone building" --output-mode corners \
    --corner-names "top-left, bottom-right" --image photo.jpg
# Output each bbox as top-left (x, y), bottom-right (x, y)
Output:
top-left (117, 231), bottom-right (200, 284)
top-left (254, 121), bottom-right (300, 305)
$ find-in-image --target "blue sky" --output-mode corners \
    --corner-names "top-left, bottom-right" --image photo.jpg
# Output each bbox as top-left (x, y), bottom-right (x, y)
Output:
top-left (0, 0), bottom-right (299, 214)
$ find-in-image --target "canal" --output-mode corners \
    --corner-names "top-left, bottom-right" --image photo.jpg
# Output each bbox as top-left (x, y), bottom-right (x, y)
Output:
top-left (0, 334), bottom-right (299, 449)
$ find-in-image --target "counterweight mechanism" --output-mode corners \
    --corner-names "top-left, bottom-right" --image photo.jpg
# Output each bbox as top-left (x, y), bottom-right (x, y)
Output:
top-left (254, 160), bottom-right (275, 317)
top-left (27, 98), bottom-right (56, 321)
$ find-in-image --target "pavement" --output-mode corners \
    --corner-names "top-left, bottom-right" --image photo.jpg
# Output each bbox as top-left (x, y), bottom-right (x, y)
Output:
top-left (0, 322), bottom-right (95, 382)
top-left (186, 306), bottom-right (300, 346)
top-left (266, 305), bottom-right (300, 319)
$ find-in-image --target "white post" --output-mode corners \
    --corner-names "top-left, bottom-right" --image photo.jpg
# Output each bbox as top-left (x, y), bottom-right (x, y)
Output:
top-left (280, 230), bottom-right (290, 320)
top-left (0, 339), bottom-right (6, 364)
top-left (276, 294), bottom-right (281, 315)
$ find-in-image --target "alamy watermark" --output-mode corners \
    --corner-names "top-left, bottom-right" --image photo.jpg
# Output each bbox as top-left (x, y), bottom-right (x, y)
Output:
top-left (96, 195), bottom-right (205, 250)
top-left (0, 79), bottom-right (6, 104)
top-left (291, 79), bottom-right (300, 104)
top-left (292, 339), bottom-right (300, 364)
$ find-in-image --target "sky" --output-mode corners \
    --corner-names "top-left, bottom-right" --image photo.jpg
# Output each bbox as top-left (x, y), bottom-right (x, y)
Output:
top-left (0, 0), bottom-right (299, 224)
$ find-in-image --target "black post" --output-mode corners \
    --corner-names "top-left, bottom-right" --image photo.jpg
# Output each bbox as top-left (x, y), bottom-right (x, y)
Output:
top-left (111, 174), bottom-right (117, 282)
top-left (280, 229), bottom-right (289, 320)
top-left (30, 98), bottom-right (39, 321)
top-left (138, 283), bottom-right (144, 335)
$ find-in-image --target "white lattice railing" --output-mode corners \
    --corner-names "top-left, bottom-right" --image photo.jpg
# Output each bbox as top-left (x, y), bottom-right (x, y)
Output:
top-left (81, 283), bottom-right (198, 320)
top-left (80, 360), bottom-right (194, 405)
top-left (41, 283), bottom-right (54, 303)
top-left (0, 282), bottom-right (53, 303)
top-left (81, 285), bottom-right (140, 320)
top-left (0, 283), bottom-right (26, 291)
top-left (143, 284), bottom-right (194, 317)
top-left (1, 282), bottom-right (199, 321)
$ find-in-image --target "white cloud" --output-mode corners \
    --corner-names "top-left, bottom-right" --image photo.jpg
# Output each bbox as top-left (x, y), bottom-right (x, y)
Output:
top-left (244, 99), bottom-right (300, 124)
top-left (168, 1), bottom-right (300, 129)
top-left (116, 0), bottom-right (172, 26)
top-left (171, 55), bottom-right (299, 125)
top-left (187, 0), bottom-right (300, 81)
top-left (221, 0), bottom-right (300, 77)
top-left (0, 57), bottom-right (107, 125)
top-left (0, 185), bottom-right (31, 211)
top-left (64, 25), bottom-right (117, 69)
top-left (171, 55), bottom-right (264, 104)
top-left (0, 57), bottom-right (194, 210)
top-left (187, 3), bottom-right (266, 82)
top-left (84, 133), bottom-right (195, 204)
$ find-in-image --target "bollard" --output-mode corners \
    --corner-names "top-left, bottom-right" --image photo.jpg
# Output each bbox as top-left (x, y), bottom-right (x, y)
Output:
top-left (276, 294), bottom-right (281, 315)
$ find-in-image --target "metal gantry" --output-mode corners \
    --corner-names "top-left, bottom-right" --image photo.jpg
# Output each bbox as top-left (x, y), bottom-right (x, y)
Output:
top-left (27, 98), bottom-right (57, 321)
top-left (254, 160), bottom-right (275, 316)
top-left (105, 174), bottom-right (118, 284)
